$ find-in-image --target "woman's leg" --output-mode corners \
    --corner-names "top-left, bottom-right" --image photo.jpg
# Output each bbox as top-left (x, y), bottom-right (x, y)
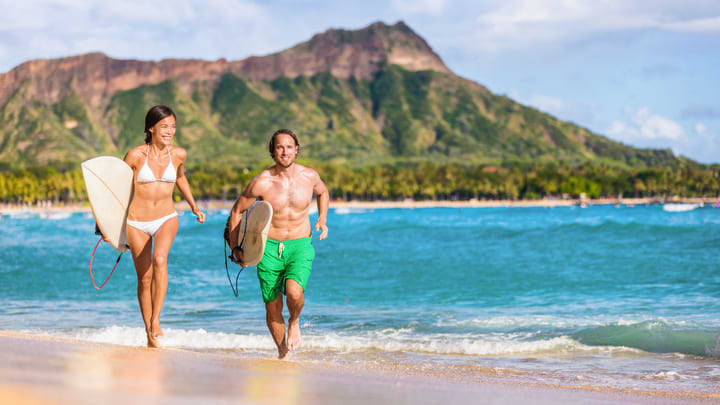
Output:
top-left (126, 224), bottom-right (155, 347)
top-left (149, 216), bottom-right (178, 339)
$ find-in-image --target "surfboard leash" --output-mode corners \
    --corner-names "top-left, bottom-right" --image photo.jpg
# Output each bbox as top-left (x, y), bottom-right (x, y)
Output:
top-left (224, 212), bottom-right (250, 297)
top-left (89, 237), bottom-right (123, 290)
top-left (224, 242), bottom-right (245, 297)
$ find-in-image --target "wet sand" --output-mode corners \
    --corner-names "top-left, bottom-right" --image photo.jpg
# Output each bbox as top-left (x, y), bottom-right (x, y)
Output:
top-left (0, 331), bottom-right (716, 405)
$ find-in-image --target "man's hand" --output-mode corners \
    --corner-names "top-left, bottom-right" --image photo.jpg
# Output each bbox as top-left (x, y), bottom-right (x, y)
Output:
top-left (315, 221), bottom-right (328, 240)
top-left (231, 246), bottom-right (246, 267)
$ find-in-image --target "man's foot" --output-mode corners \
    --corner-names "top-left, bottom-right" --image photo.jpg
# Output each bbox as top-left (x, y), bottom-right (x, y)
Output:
top-left (151, 319), bottom-right (164, 338)
top-left (278, 338), bottom-right (290, 360)
top-left (287, 319), bottom-right (301, 351)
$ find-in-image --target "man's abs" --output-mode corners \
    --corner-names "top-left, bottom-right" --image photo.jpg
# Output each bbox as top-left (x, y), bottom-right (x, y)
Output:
top-left (267, 209), bottom-right (312, 240)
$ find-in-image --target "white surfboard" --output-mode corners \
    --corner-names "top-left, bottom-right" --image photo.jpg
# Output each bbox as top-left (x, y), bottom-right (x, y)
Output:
top-left (81, 156), bottom-right (133, 252)
top-left (237, 200), bottom-right (273, 266)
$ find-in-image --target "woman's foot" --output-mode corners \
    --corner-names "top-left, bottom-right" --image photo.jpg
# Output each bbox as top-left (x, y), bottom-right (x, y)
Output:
top-left (150, 319), bottom-right (164, 338)
top-left (146, 331), bottom-right (160, 348)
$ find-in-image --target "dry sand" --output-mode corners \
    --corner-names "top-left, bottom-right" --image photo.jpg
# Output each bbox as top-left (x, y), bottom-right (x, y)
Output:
top-left (0, 330), bottom-right (716, 405)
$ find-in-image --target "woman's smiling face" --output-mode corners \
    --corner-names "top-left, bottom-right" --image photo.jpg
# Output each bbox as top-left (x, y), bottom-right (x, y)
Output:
top-left (150, 115), bottom-right (176, 146)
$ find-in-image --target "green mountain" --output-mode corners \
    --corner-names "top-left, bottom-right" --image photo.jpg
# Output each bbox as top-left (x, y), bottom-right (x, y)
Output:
top-left (0, 21), bottom-right (685, 170)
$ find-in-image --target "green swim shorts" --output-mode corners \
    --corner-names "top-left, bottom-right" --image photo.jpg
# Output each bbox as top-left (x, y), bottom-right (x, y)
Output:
top-left (256, 237), bottom-right (315, 303)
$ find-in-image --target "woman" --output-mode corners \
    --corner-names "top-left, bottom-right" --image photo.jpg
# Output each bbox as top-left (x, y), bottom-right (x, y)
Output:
top-left (123, 105), bottom-right (205, 347)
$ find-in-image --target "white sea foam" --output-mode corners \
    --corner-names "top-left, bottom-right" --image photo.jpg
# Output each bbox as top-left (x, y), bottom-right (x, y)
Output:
top-left (39, 212), bottom-right (72, 220)
top-left (643, 371), bottom-right (688, 381)
top-left (334, 207), bottom-right (367, 215)
top-left (6, 212), bottom-right (36, 219)
top-left (435, 315), bottom-right (699, 330)
top-left (707, 367), bottom-right (720, 377)
top-left (435, 315), bottom-right (600, 329)
top-left (48, 326), bottom-right (275, 350)
top-left (41, 325), bottom-right (641, 356)
top-left (304, 333), bottom-right (586, 355)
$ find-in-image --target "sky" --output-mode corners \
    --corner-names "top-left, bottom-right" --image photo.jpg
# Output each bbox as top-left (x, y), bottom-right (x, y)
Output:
top-left (1, 0), bottom-right (718, 163)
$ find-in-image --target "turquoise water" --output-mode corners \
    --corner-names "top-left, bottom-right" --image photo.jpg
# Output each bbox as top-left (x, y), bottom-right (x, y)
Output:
top-left (1, 205), bottom-right (719, 392)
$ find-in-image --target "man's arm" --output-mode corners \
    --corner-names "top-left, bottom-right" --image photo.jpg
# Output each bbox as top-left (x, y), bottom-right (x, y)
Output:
top-left (228, 176), bottom-right (263, 254)
top-left (312, 171), bottom-right (329, 240)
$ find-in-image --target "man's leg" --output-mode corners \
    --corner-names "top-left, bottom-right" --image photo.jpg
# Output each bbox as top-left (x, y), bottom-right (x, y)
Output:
top-left (285, 279), bottom-right (305, 351)
top-left (265, 293), bottom-right (289, 359)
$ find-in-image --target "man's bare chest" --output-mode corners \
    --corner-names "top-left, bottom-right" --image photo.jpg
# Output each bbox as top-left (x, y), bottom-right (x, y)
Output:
top-left (264, 177), bottom-right (314, 210)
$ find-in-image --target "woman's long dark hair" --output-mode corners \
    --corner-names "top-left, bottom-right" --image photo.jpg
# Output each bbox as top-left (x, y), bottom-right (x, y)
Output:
top-left (144, 105), bottom-right (176, 144)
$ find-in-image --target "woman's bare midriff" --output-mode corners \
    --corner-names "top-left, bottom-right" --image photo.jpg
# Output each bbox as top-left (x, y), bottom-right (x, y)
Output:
top-left (128, 182), bottom-right (176, 221)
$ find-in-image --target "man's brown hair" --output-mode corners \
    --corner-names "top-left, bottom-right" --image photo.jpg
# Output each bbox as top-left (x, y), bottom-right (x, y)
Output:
top-left (268, 129), bottom-right (300, 158)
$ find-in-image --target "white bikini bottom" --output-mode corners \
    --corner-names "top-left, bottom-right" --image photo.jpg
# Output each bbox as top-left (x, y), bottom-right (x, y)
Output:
top-left (127, 212), bottom-right (178, 237)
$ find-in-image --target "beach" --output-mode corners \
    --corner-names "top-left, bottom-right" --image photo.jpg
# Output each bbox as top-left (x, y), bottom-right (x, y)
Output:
top-left (1, 330), bottom-right (716, 405)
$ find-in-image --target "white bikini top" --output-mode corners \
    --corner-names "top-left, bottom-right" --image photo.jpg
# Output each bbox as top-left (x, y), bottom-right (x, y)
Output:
top-left (137, 145), bottom-right (177, 183)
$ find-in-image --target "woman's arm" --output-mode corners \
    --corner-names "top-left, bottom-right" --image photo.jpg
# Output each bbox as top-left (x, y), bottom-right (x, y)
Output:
top-left (99, 148), bottom-right (140, 243)
top-left (174, 148), bottom-right (205, 223)
top-left (123, 147), bottom-right (139, 167)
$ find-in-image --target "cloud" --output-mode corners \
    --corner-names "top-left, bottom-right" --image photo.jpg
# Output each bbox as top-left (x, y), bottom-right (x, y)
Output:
top-left (0, 0), bottom-right (286, 72)
top-left (695, 123), bottom-right (710, 135)
top-left (690, 123), bottom-right (720, 163)
top-left (525, 94), bottom-right (570, 115)
top-left (606, 107), bottom-right (720, 163)
top-left (607, 107), bottom-right (685, 142)
top-left (391, 0), bottom-right (447, 15)
top-left (459, 0), bottom-right (720, 53)
top-left (664, 16), bottom-right (720, 33)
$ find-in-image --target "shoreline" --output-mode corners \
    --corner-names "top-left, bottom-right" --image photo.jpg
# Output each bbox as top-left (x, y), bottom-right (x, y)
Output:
top-left (0, 330), bottom-right (716, 404)
top-left (1, 197), bottom-right (718, 214)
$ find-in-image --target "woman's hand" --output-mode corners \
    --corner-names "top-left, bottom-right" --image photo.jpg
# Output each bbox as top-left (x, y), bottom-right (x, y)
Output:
top-left (95, 223), bottom-right (111, 242)
top-left (192, 207), bottom-right (206, 223)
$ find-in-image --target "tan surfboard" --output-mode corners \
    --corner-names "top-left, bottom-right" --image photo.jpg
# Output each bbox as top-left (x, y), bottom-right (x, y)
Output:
top-left (237, 200), bottom-right (273, 266)
top-left (81, 156), bottom-right (133, 252)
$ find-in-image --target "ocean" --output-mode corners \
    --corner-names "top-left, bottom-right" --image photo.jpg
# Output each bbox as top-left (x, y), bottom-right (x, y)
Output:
top-left (1, 205), bottom-right (719, 393)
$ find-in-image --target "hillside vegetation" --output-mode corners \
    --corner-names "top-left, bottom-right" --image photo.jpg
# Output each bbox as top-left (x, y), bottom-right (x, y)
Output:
top-left (0, 66), bottom-right (683, 170)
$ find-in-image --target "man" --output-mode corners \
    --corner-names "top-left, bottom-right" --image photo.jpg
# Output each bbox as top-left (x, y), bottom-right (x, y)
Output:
top-left (227, 129), bottom-right (329, 360)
